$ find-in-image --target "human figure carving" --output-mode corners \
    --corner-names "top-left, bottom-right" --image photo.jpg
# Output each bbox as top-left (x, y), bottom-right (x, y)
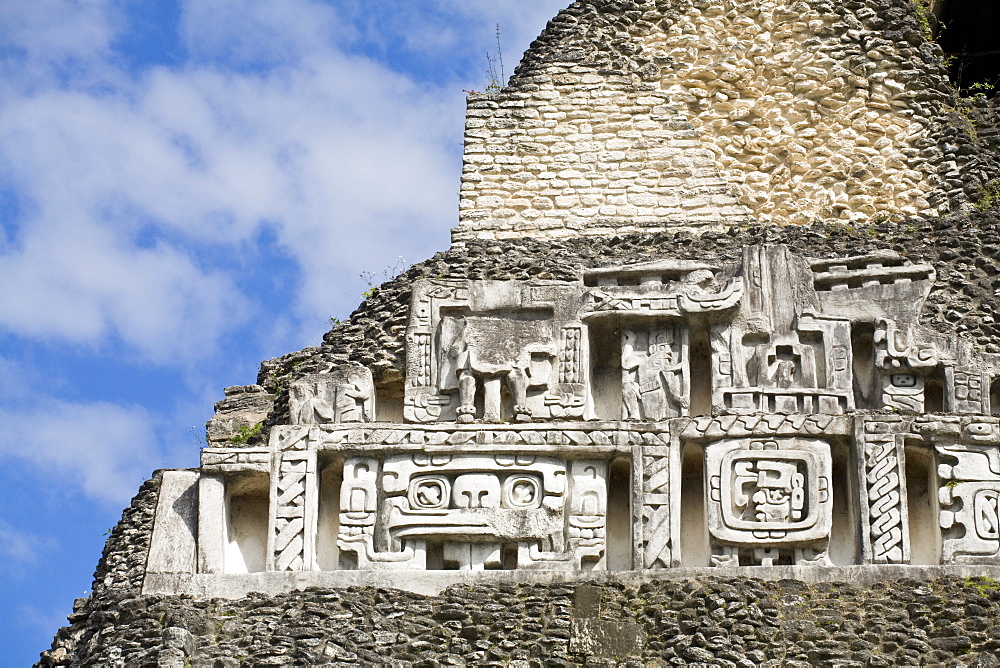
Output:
top-left (621, 328), bottom-right (688, 420)
top-left (290, 382), bottom-right (333, 425)
top-left (438, 316), bottom-right (532, 423)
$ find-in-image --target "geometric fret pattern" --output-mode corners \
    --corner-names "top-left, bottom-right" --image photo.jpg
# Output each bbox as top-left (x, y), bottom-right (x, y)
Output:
top-left (641, 447), bottom-right (672, 569)
top-left (269, 428), bottom-right (316, 572)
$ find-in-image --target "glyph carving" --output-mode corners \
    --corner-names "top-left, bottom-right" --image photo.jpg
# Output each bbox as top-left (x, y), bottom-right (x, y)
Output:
top-left (706, 438), bottom-right (832, 566)
top-left (953, 369), bottom-right (987, 414)
top-left (928, 417), bottom-right (1000, 563)
top-left (873, 319), bottom-right (939, 413)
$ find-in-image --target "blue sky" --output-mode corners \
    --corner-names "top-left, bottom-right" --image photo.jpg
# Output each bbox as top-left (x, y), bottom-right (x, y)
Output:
top-left (0, 1), bottom-right (568, 663)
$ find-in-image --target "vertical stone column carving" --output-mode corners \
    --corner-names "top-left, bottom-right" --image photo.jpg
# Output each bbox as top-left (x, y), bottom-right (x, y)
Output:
top-left (567, 459), bottom-right (608, 569)
top-left (858, 418), bottom-right (909, 564)
top-left (545, 325), bottom-right (587, 419)
top-left (267, 427), bottom-right (318, 572)
top-left (559, 326), bottom-right (582, 384)
top-left (641, 443), bottom-right (672, 569)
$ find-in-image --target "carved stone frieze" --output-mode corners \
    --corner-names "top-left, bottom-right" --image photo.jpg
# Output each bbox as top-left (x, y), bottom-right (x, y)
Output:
top-left (706, 437), bottom-right (832, 566)
top-left (336, 452), bottom-right (609, 571)
top-left (145, 245), bottom-right (1000, 591)
top-left (621, 325), bottom-right (689, 420)
top-left (404, 280), bottom-right (587, 424)
top-left (268, 427), bottom-right (318, 572)
top-left (918, 416), bottom-right (1000, 563)
top-left (289, 365), bottom-right (375, 425)
top-left (641, 446), bottom-right (672, 569)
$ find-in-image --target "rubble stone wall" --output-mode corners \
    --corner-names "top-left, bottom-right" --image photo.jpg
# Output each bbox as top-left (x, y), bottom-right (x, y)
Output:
top-left (453, 0), bottom-right (992, 242)
top-left (39, 577), bottom-right (1000, 666)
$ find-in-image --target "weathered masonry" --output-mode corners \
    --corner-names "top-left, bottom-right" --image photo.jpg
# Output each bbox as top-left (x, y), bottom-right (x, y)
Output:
top-left (40, 0), bottom-right (1000, 664)
top-left (144, 244), bottom-right (1000, 597)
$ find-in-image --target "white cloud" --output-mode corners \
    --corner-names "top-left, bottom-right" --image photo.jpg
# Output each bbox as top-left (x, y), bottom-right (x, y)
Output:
top-left (0, 0), bottom-right (121, 88)
top-left (0, 518), bottom-right (44, 565)
top-left (0, 399), bottom-right (162, 505)
top-left (0, 0), bottom-right (118, 62)
top-left (0, 34), bottom-right (457, 359)
top-left (0, 1), bottom-right (572, 363)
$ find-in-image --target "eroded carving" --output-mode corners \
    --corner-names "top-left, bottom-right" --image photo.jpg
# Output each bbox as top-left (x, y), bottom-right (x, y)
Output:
top-left (404, 280), bottom-right (586, 424)
top-left (155, 244), bottom-right (1000, 588)
top-left (929, 417), bottom-right (1000, 563)
top-left (289, 366), bottom-right (375, 425)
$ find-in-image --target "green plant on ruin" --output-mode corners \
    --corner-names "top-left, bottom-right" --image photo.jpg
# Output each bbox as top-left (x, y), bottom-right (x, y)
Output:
top-left (360, 255), bottom-right (409, 300)
top-left (946, 102), bottom-right (979, 141)
top-left (911, 0), bottom-right (937, 40)
top-left (975, 179), bottom-right (1000, 210)
top-left (967, 81), bottom-right (996, 104)
top-left (230, 422), bottom-right (263, 445)
top-left (484, 23), bottom-right (505, 94)
top-left (965, 576), bottom-right (1000, 597)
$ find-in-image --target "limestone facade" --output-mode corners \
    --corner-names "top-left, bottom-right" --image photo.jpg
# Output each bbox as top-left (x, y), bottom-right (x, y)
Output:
top-left (454, 0), bottom-right (962, 242)
top-left (39, 0), bottom-right (1000, 664)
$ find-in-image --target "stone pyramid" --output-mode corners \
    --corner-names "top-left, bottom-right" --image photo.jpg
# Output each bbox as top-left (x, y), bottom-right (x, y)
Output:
top-left (40, 0), bottom-right (1000, 665)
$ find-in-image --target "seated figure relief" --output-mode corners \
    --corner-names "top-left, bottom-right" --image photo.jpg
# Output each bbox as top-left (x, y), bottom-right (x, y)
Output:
top-left (289, 366), bottom-right (375, 425)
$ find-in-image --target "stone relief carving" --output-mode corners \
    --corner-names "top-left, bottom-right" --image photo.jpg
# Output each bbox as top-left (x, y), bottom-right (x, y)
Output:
top-left (148, 245), bottom-right (1000, 589)
top-left (706, 437), bottom-right (832, 566)
top-left (335, 453), bottom-right (607, 571)
top-left (859, 419), bottom-right (908, 564)
top-left (874, 319), bottom-right (938, 413)
top-left (268, 428), bottom-right (317, 572)
top-left (289, 366), bottom-right (375, 425)
top-left (621, 326), bottom-right (688, 420)
top-left (405, 280), bottom-right (587, 424)
top-left (641, 447), bottom-right (672, 569)
top-left (921, 416), bottom-right (1000, 563)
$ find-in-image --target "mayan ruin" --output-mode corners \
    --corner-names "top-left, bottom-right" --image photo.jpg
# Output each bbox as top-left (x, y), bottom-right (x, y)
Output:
top-left (37, 0), bottom-right (1000, 664)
